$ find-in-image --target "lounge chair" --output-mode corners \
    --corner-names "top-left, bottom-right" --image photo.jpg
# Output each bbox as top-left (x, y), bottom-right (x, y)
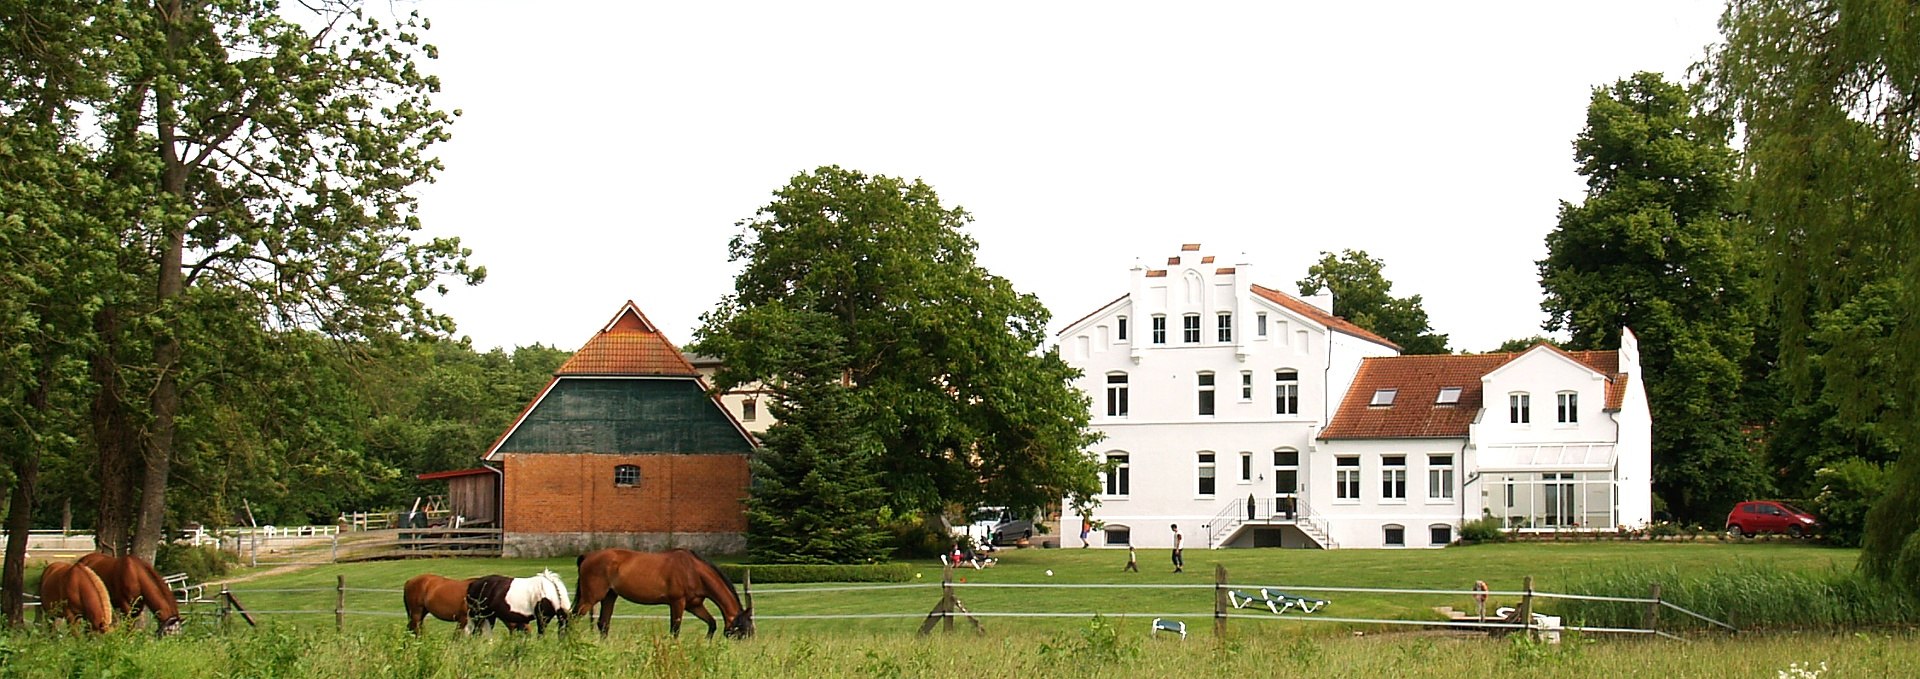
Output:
top-left (1151, 618), bottom-right (1186, 639)
top-left (1258, 588), bottom-right (1329, 614)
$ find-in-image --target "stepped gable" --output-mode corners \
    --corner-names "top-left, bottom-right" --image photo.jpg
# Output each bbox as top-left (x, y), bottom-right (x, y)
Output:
top-left (1249, 284), bottom-right (1401, 352)
top-left (554, 300), bottom-right (700, 377)
top-left (1321, 345), bottom-right (1624, 440)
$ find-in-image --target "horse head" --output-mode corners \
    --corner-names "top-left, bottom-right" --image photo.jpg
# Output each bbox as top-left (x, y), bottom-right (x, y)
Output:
top-left (159, 614), bottom-right (184, 638)
top-left (723, 605), bottom-right (754, 639)
top-left (538, 569), bottom-right (572, 629)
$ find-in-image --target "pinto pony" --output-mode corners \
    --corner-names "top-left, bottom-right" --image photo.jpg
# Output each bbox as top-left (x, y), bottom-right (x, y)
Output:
top-left (402, 574), bottom-right (480, 635)
top-left (573, 548), bottom-right (752, 639)
top-left (37, 562), bottom-right (115, 634)
top-left (77, 552), bottom-right (183, 636)
top-left (468, 569), bottom-right (571, 635)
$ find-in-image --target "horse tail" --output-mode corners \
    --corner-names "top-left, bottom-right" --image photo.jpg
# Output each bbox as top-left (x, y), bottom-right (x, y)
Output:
top-left (74, 564), bottom-right (114, 633)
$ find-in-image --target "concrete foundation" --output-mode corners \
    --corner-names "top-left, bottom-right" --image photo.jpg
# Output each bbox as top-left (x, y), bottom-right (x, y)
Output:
top-left (503, 531), bottom-right (746, 558)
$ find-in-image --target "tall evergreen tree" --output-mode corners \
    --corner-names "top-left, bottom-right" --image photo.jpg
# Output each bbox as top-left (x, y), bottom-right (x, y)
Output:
top-left (1709, 0), bottom-right (1920, 592)
top-left (1539, 72), bottom-right (1767, 522)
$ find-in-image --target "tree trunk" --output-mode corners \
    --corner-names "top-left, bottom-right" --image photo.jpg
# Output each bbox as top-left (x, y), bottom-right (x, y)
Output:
top-left (3, 375), bottom-right (50, 627)
top-left (91, 308), bottom-right (135, 556)
top-left (135, 12), bottom-right (189, 562)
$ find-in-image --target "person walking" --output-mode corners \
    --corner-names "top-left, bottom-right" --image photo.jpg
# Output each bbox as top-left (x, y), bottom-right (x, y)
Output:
top-left (1170, 524), bottom-right (1184, 573)
top-left (1123, 544), bottom-right (1139, 572)
top-left (1080, 518), bottom-right (1093, 548)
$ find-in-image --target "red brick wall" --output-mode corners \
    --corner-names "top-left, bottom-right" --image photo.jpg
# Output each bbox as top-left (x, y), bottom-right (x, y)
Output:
top-left (501, 454), bottom-right (748, 534)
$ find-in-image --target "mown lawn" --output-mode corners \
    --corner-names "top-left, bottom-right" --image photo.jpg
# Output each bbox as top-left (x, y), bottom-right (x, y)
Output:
top-left (192, 540), bottom-right (1859, 639)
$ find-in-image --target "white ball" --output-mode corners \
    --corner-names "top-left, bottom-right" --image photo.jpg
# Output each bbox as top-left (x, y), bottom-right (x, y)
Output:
top-left (1045, 569), bottom-right (1054, 576)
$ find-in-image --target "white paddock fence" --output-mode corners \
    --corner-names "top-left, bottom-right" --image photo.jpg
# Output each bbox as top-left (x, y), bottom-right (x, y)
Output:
top-left (130, 566), bottom-right (1730, 642)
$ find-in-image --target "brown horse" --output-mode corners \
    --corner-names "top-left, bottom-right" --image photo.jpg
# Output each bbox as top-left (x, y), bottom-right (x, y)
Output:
top-left (77, 552), bottom-right (183, 636)
top-left (573, 548), bottom-right (752, 639)
top-left (402, 573), bottom-right (479, 635)
top-left (38, 562), bottom-right (115, 634)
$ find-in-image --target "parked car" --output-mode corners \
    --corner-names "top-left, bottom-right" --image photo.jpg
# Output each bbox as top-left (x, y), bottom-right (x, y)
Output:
top-left (1725, 500), bottom-right (1819, 537)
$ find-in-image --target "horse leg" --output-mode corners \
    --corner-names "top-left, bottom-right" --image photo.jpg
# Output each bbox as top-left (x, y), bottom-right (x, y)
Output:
top-left (687, 601), bottom-right (718, 639)
top-left (668, 600), bottom-right (686, 637)
top-left (597, 596), bottom-right (617, 638)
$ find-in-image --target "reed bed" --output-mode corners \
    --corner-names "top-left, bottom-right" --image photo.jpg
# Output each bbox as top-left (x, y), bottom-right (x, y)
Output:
top-left (1549, 563), bottom-right (1918, 631)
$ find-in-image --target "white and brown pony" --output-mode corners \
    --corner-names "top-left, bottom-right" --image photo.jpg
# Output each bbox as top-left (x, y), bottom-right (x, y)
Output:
top-left (77, 552), bottom-right (183, 637)
top-left (468, 569), bottom-right (571, 635)
top-left (38, 562), bottom-right (115, 634)
top-left (573, 548), bottom-right (752, 639)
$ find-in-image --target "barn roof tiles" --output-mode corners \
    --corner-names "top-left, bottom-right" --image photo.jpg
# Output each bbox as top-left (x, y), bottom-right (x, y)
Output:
top-left (554, 301), bottom-right (701, 377)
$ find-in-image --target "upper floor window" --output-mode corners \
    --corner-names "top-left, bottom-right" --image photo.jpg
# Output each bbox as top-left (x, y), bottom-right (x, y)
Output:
top-left (1151, 315), bottom-right (1167, 344)
top-left (1196, 452), bottom-right (1216, 495)
top-left (1382, 455), bottom-right (1407, 500)
top-left (1428, 454), bottom-right (1454, 499)
top-left (1217, 313), bottom-right (1233, 342)
top-left (1105, 373), bottom-right (1129, 417)
top-left (1240, 371), bottom-right (1253, 400)
top-left (1182, 314), bottom-right (1201, 343)
top-left (742, 398), bottom-right (758, 422)
top-left (614, 465), bottom-right (641, 488)
top-left (1336, 457), bottom-right (1360, 500)
top-left (1557, 392), bottom-right (1579, 423)
top-left (1117, 316), bottom-right (1128, 341)
top-left (1105, 453), bottom-right (1130, 496)
top-left (1240, 451), bottom-right (1253, 481)
top-left (1510, 393), bottom-right (1531, 424)
top-left (1196, 372), bottom-right (1216, 415)
top-left (1256, 312), bottom-right (1268, 337)
top-left (1275, 370), bottom-right (1299, 415)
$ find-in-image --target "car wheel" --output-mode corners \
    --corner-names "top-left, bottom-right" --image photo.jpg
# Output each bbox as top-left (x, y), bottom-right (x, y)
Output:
top-left (1728, 525), bottom-right (1744, 538)
top-left (1788, 525), bottom-right (1803, 538)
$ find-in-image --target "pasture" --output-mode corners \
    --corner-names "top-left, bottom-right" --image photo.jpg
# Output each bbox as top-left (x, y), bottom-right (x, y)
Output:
top-left (5, 542), bottom-right (1917, 677)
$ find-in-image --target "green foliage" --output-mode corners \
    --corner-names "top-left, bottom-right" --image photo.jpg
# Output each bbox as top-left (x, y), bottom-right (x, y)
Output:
top-left (154, 543), bottom-right (237, 583)
top-left (716, 562), bottom-right (914, 583)
top-left (1491, 336), bottom-right (1559, 353)
top-left (1810, 459), bottom-right (1891, 547)
top-left (1709, 0), bottom-right (1920, 596)
top-left (695, 166), bottom-right (1102, 536)
top-left (1295, 250), bottom-right (1449, 354)
top-left (1539, 71), bottom-right (1767, 523)
top-left (1459, 516), bottom-right (1507, 543)
top-left (1552, 564), bottom-right (1918, 631)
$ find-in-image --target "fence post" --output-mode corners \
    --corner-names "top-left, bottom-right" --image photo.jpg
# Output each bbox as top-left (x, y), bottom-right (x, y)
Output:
top-left (1214, 564), bottom-right (1228, 638)
top-left (249, 530), bottom-right (258, 568)
top-left (1644, 583), bottom-right (1661, 634)
top-left (941, 565), bottom-right (955, 633)
top-left (219, 584), bottom-right (231, 626)
top-left (1521, 575), bottom-right (1534, 638)
top-left (335, 575), bottom-right (346, 631)
top-left (331, 533), bottom-right (339, 563)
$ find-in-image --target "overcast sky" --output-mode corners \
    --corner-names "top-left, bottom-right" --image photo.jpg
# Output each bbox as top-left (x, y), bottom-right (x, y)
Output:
top-left (409, 1), bottom-right (1728, 354)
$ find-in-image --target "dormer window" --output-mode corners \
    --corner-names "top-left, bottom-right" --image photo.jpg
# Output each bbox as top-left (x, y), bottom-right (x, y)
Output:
top-left (1370, 389), bottom-right (1397, 406)
top-left (1435, 387), bottom-right (1462, 405)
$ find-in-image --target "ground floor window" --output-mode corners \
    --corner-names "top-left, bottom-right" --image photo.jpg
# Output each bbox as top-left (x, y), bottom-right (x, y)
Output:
top-left (1484, 471), bottom-right (1615, 529)
top-left (1383, 524), bottom-right (1405, 547)
top-left (1430, 524), bottom-right (1452, 545)
top-left (1105, 525), bottom-right (1130, 545)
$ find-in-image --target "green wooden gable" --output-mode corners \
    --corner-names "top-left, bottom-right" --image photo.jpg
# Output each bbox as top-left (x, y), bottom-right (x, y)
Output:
top-left (496, 378), bottom-right (754, 454)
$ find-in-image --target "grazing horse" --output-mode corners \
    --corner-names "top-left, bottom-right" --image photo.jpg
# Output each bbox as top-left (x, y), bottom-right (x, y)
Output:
top-left (573, 548), bottom-right (753, 639)
top-left (468, 569), bottom-right (571, 635)
top-left (77, 552), bottom-right (183, 637)
top-left (402, 574), bottom-right (480, 635)
top-left (37, 562), bottom-right (115, 634)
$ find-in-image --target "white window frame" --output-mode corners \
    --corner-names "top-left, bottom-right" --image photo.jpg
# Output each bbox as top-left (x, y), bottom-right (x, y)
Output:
top-left (1427, 454), bottom-right (1455, 501)
top-left (1256, 312), bottom-right (1268, 337)
top-left (1105, 453), bottom-right (1130, 496)
top-left (1335, 456), bottom-right (1360, 502)
top-left (614, 464), bottom-right (641, 488)
top-left (1381, 455), bottom-right (1407, 502)
top-left (1557, 391), bottom-right (1579, 424)
top-left (1151, 315), bottom-right (1167, 344)
top-left (1182, 314), bottom-right (1201, 343)
top-left (1239, 371), bottom-right (1253, 400)
top-left (1105, 373), bottom-right (1129, 418)
top-left (1196, 371), bottom-right (1215, 416)
top-left (1196, 452), bottom-right (1217, 497)
top-left (1429, 524), bottom-right (1452, 546)
top-left (1217, 312), bottom-right (1233, 342)
top-left (1383, 524), bottom-right (1406, 547)
top-left (1274, 370), bottom-right (1299, 416)
top-left (1239, 451), bottom-right (1252, 483)
top-left (1116, 315), bottom-right (1128, 341)
top-left (1510, 392), bottom-right (1531, 424)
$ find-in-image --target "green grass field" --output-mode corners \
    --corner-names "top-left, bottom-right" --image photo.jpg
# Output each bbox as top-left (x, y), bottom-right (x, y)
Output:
top-left (8, 541), bottom-right (1916, 678)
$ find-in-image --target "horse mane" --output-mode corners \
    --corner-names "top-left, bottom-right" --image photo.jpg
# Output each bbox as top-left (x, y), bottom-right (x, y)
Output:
top-left (684, 549), bottom-right (742, 607)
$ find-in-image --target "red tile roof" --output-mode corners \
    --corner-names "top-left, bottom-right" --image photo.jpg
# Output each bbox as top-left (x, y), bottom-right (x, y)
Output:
top-left (1249, 284), bottom-right (1401, 351)
top-left (555, 301), bottom-right (701, 377)
top-left (1321, 346), bottom-right (1627, 440)
top-left (1181, 243), bottom-right (1201, 251)
top-left (1145, 269), bottom-right (1167, 277)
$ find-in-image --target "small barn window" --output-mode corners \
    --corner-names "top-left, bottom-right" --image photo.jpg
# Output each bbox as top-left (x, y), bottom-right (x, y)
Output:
top-left (614, 465), bottom-right (641, 487)
top-left (742, 398), bottom-right (758, 422)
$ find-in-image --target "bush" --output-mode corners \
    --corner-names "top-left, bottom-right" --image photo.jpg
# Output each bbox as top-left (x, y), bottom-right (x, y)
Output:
top-left (1810, 458), bottom-right (1889, 546)
top-left (155, 542), bottom-right (236, 582)
top-left (1458, 516), bottom-right (1506, 543)
top-left (715, 562), bottom-right (915, 583)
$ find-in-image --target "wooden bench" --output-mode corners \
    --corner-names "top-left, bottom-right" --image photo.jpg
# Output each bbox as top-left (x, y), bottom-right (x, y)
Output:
top-left (163, 572), bottom-right (205, 602)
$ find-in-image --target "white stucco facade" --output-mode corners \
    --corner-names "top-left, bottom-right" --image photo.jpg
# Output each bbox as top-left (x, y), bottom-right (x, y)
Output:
top-left (1058, 245), bottom-right (1653, 550)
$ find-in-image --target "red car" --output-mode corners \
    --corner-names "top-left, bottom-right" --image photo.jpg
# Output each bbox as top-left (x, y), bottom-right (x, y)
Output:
top-left (1725, 500), bottom-right (1819, 538)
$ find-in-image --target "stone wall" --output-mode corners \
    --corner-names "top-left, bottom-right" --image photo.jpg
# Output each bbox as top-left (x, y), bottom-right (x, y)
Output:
top-left (502, 531), bottom-right (746, 558)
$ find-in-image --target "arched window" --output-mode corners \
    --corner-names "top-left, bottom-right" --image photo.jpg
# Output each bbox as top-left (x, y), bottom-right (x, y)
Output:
top-left (1105, 453), bottom-right (1130, 496)
top-left (1429, 524), bottom-right (1454, 546)
top-left (1104, 524), bottom-right (1132, 545)
top-left (1383, 524), bottom-right (1406, 547)
top-left (1274, 370), bottom-right (1299, 415)
top-left (614, 465), bottom-right (641, 488)
top-left (1106, 372), bottom-right (1129, 417)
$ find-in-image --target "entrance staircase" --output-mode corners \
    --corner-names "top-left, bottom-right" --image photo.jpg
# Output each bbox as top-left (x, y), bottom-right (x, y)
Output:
top-left (1205, 498), bottom-right (1338, 549)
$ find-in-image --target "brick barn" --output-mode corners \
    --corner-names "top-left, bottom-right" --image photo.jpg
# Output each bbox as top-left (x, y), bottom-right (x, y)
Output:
top-left (443, 301), bottom-right (756, 557)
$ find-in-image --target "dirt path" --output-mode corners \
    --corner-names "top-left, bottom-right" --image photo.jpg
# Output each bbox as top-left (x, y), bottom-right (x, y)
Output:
top-left (207, 561), bottom-right (320, 587)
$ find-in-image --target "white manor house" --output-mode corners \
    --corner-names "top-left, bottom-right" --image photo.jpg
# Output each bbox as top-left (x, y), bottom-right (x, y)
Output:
top-left (1056, 244), bottom-right (1652, 549)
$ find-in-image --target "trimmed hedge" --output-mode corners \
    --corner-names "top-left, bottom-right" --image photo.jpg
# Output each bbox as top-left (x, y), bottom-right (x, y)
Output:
top-left (716, 562), bottom-right (915, 583)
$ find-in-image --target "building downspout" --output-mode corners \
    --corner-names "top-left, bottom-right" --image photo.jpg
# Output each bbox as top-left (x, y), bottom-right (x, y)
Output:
top-left (1456, 439), bottom-right (1474, 530)
top-left (484, 461), bottom-right (505, 534)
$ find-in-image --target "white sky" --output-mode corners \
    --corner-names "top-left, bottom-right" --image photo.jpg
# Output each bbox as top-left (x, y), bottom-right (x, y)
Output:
top-left (410, 1), bottom-right (1728, 354)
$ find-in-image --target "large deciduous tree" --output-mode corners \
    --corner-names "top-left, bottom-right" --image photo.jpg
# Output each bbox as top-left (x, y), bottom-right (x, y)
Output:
top-left (694, 166), bottom-right (1101, 554)
top-left (1295, 250), bottom-right (1449, 354)
top-left (1539, 72), bottom-right (1767, 523)
top-left (1709, 0), bottom-right (1920, 592)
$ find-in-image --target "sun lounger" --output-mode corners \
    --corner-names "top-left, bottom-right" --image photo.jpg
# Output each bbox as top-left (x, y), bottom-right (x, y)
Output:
top-left (1151, 618), bottom-right (1186, 639)
top-left (1258, 588), bottom-right (1329, 614)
